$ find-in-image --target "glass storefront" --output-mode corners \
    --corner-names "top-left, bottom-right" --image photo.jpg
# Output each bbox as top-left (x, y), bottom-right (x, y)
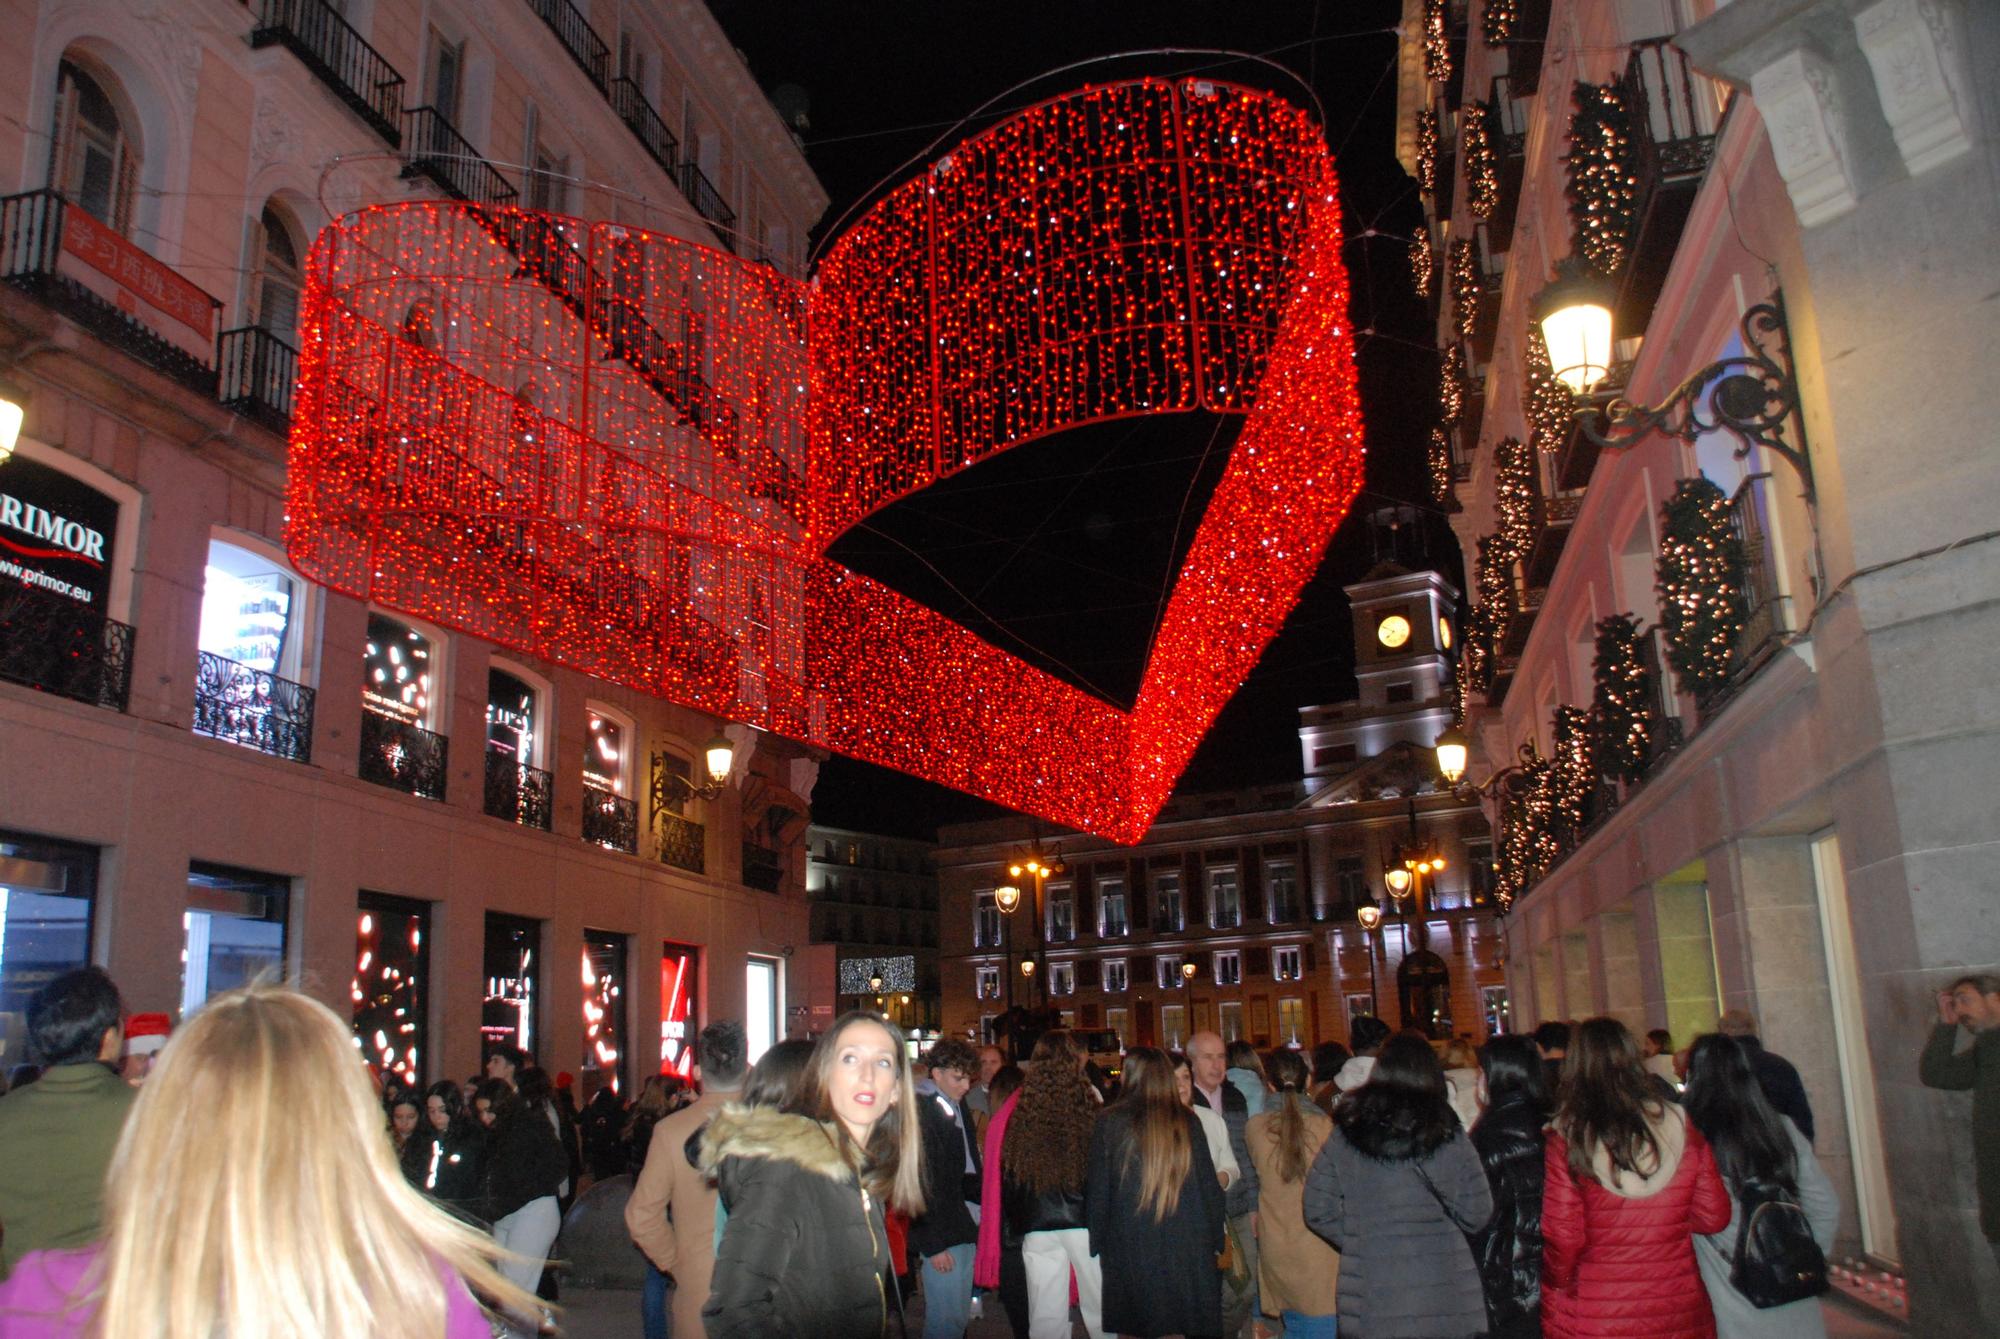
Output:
top-left (355, 892), bottom-right (430, 1089)
top-left (581, 930), bottom-right (627, 1100)
top-left (182, 862), bottom-right (288, 1018)
top-left (482, 913), bottom-right (541, 1060)
top-left (660, 942), bottom-right (699, 1078)
top-left (364, 612), bottom-right (435, 724)
top-left (0, 833), bottom-right (97, 1071)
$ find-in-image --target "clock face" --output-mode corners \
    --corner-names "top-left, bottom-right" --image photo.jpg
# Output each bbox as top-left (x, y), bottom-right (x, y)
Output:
top-left (1377, 614), bottom-right (1411, 649)
top-left (1438, 616), bottom-right (1453, 650)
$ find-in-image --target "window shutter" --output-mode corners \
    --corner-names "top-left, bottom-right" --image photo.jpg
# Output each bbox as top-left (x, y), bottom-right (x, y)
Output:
top-left (48, 77), bottom-right (79, 198)
top-left (1185, 853), bottom-right (1206, 924)
top-left (1077, 957), bottom-right (1100, 989)
top-left (243, 214), bottom-right (269, 328)
top-left (1247, 945), bottom-right (1271, 979)
top-left (112, 139), bottom-right (136, 237)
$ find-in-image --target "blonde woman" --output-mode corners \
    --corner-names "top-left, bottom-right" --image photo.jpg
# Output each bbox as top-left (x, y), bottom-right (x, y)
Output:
top-left (0, 984), bottom-right (540, 1338)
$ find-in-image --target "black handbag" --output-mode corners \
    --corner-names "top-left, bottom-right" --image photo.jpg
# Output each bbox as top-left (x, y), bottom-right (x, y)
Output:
top-left (1729, 1176), bottom-right (1828, 1308)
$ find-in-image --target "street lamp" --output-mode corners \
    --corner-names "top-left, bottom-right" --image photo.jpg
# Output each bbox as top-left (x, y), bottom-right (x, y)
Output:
top-left (0, 375), bottom-right (25, 462)
top-left (1180, 960), bottom-right (1197, 986)
top-left (652, 731), bottom-right (738, 804)
top-left (1356, 904), bottom-right (1384, 1016)
top-left (995, 883), bottom-right (1021, 1012)
top-left (1534, 267), bottom-right (1813, 500)
top-left (1434, 725), bottom-right (1470, 788)
top-left (1003, 841), bottom-right (1066, 1007)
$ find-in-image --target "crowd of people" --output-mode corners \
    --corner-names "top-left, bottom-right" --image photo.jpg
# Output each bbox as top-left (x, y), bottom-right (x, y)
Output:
top-left (0, 965), bottom-right (1993, 1338)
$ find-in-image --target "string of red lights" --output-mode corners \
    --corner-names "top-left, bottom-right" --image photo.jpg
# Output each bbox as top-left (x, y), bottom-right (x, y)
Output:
top-left (285, 77), bottom-right (1365, 842)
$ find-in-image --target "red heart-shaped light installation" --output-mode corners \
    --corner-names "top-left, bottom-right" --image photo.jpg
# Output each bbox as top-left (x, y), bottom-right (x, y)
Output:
top-left (286, 78), bottom-right (1363, 842)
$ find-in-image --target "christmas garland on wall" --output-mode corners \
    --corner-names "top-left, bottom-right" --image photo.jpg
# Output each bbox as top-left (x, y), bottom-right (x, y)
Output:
top-left (1494, 436), bottom-right (1536, 561)
top-left (1549, 705), bottom-right (1596, 848)
top-left (1439, 343), bottom-right (1467, 428)
top-left (1484, 0), bottom-right (1518, 49)
top-left (1450, 236), bottom-right (1484, 344)
top-left (1524, 329), bottom-right (1575, 455)
top-left (1656, 477), bottom-right (1749, 702)
top-left (1463, 100), bottom-right (1501, 220)
top-left (1565, 81), bottom-right (1638, 277)
top-left (1428, 425), bottom-right (1455, 506)
top-left (1417, 108), bottom-right (1442, 200)
top-left (1424, 0), bottom-right (1454, 84)
top-left (1590, 612), bottom-right (1662, 783)
top-left (1411, 228), bottom-right (1434, 296)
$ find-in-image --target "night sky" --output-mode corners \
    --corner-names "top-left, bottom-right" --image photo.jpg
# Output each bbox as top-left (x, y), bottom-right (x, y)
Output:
top-left (710, 0), bottom-right (1455, 838)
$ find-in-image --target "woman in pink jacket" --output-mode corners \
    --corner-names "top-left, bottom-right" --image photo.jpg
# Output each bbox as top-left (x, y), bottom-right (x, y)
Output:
top-left (1542, 1017), bottom-right (1733, 1339)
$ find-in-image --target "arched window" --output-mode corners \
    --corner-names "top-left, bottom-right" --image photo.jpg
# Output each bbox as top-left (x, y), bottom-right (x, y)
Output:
top-left (48, 60), bottom-right (139, 234)
top-left (253, 206), bottom-right (304, 343)
top-left (1397, 947), bottom-right (1454, 1039)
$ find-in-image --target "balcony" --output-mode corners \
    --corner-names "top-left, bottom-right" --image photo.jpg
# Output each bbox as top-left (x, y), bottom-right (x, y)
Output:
top-left (609, 77), bottom-right (681, 177)
top-left (1501, 0), bottom-right (1552, 97)
top-left (358, 707), bottom-right (448, 800)
top-left (1432, 101), bottom-right (1458, 221)
top-left (401, 108), bottom-right (518, 206)
top-left (656, 812), bottom-right (706, 873)
top-left (1, 191), bottom-right (219, 396)
top-left (250, 0), bottom-right (404, 146)
top-left (1485, 75), bottom-right (1531, 250)
top-left (217, 326), bottom-right (299, 432)
top-left (1727, 479), bottom-right (1784, 675)
top-left (0, 582), bottom-right (133, 712)
top-left (742, 842), bottom-right (783, 893)
top-left (1615, 38), bottom-right (1719, 331)
top-left (1523, 488), bottom-right (1585, 587)
top-left (677, 161), bottom-right (737, 246)
top-left (192, 650), bottom-right (315, 763)
top-left (524, 0), bottom-right (609, 93)
top-left (483, 749), bottom-right (554, 830)
top-left (583, 784), bottom-right (638, 854)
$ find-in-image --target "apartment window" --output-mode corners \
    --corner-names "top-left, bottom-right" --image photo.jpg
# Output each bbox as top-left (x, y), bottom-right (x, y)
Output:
top-left (354, 891), bottom-right (428, 1087)
top-left (1278, 997), bottom-right (1306, 1044)
top-left (252, 205), bottom-right (304, 342)
top-left (1273, 945), bottom-right (1303, 981)
top-left (364, 612), bottom-right (439, 726)
top-left (1046, 884), bottom-right (1074, 943)
top-left (183, 863), bottom-right (288, 1020)
top-left (1335, 856), bottom-right (1368, 908)
top-left (196, 538), bottom-right (313, 756)
top-left (1102, 959), bottom-right (1128, 994)
top-left (486, 666), bottom-right (540, 764)
top-left (1156, 955), bottom-right (1185, 990)
top-left (1482, 984), bottom-right (1511, 1036)
top-left (49, 60), bottom-right (138, 234)
top-left (426, 30), bottom-right (465, 123)
top-left (584, 707), bottom-right (629, 794)
top-left (1219, 1000), bottom-right (1244, 1042)
top-left (1106, 1007), bottom-right (1130, 1047)
top-left (973, 891), bottom-right (1001, 949)
top-left (1161, 1003), bottom-right (1188, 1049)
top-left (1213, 950), bottom-right (1242, 986)
top-left (1208, 868), bottom-right (1241, 929)
top-left (1346, 992), bottom-right (1375, 1022)
top-left (1467, 842), bottom-right (1498, 907)
top-left (1097, 879), bottom-right (1129, 937)
top-left (1265, 860), bottom-right (1300, 922)
top-left (1153, 872), bottom-right (1184, 932)
top-left (1049, 962), bottom-right (1075, 997)
top-left (976, 965), bottom-right (1000, 1000)
top-left (523, 103), bottom-right (569, 213)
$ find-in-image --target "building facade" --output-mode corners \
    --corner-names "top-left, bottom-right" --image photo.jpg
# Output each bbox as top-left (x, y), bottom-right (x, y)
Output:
top-left (1403, 0), bottom-right (1997, 1324)
top-left (0, 0), bottom-right (829, 1095)
top-left (938, 563), bottom-right (1504, 1056)
top-left (805, 824), bottom-right (940, 1035)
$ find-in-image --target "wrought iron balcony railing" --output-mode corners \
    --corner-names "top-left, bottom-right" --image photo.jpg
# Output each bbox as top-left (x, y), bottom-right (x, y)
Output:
top-left (192, 650), bottom-right (315, 762)
top-left (677, 161), bottom-right (737, 245)
top-left (0, 582), bottom-right (134, 712)
top-left (525, 0), bottom-right (610, 92)
top-left (1728, 481), bottom-right (1784, 672)
top-left (251, 0), bottom-right (405, 146)
top-left (1615, 38), bottom-right (1720, 331)
top-left (609, 77), bottom-right (680, 177)
top-left (742, 841), bottom-right (783, 892)
top-left (359, 707), bottom-right (448, 800)
top-left (401, 108), bottom-right (519, 207)
top-left (217, 325), bottom-right (299, 431)
top-left (656, 812), bottom-right (706, 873)
top-left (583, 784), bottom-right (638, 854)
top-left (484, 748), bottom-right (554, 830)
top-left (0, 191), bottom-right (220, 396)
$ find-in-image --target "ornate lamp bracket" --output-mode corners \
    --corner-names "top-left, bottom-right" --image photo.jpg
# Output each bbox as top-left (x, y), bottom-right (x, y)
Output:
top-left (1578, 292), bottom-right (1814, 502)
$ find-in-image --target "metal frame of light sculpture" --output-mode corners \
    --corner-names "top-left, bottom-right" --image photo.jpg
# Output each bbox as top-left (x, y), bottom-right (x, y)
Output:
top-left (284, 77), bottom-right (1364, 843)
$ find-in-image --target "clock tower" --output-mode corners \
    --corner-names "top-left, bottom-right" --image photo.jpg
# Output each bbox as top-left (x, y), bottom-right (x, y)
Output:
top-left (1298, 561), bottom-right (1460, 782)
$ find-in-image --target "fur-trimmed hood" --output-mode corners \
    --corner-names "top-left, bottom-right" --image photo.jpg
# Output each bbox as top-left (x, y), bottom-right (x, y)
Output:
top-left (697, 1103), bottom-right (855, 1184)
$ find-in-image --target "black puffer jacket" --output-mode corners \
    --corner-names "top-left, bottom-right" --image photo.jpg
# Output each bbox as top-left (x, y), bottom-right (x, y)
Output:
top-left (1467, 1093), bottom-right (1547, 1332)
top-left (699, 1104), bottom-right (891, 1339)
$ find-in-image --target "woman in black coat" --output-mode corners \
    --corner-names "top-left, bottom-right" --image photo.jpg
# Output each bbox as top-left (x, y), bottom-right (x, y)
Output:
top-left (1084, 1046), bottom-right (1226, 1339)
top-left (701, 1011), bottom-right (925, 1339)
top-left (1469, 1034), bottom-right (1551, 1339)
top-left (413, 1079), bottom-right (487, 1222)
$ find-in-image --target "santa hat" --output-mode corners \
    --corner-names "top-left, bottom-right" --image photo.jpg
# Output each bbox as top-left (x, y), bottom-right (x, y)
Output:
top-left (555, 1071), bottom-right (575, 1091)
top-left (124, 1013), bottom-right (171, 1057)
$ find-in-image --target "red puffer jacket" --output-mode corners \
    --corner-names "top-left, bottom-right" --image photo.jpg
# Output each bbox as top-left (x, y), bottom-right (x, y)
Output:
top-left (1541, 1112), bottom-right (1731, 1339)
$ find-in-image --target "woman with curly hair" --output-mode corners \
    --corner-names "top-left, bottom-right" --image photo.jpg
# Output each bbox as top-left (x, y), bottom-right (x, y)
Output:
top-left (1000, 1032), bottom-right (1105, 1339)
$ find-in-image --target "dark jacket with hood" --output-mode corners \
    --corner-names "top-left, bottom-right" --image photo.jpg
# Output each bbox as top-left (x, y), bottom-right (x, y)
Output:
top-left (1302, 1100), bottom-right (1494, 1339)
top-left (482, 1105), bottom-right (568, 1222)
top-left (699, 1103), bottom-right (893, 1339)
top-left (1469, 1092), bottom-right (1548, 1334)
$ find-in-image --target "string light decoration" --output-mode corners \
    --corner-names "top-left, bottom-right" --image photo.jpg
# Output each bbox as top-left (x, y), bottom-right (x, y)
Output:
top-left (1428, 425), bottom-right (1454, 506)
top-left (1423, 0), bottom-right (1454, 85)
top-left (352, 909), bottom-right (423, 1088)
top-left (1411, 228), bottom-right (1434, 297)
top-left (1416, 108), bottom-right (1441, 200)
top-left (1564, 81), bottom-right (1638, 277)
top-left (1523, 328), bottom-right (1575, 455)
top-left (285, 78), bottom-right (1365, 844)
top-left (1493, 436), bottom-right (1535, 560)
top-left (1449, 237), bottom-right (1485, 344)
top-left (1654, 476), bottom-right (1747, 702)
top-left (1484, 0), bottom-right (1519, 48)
top-left (1548, 704), bottom-right (1596, 847)
top-left (1438, 343), bottom-right (1467, 428)
top-left (1461, 532), bottom-right (1511, 694)
top-left (1589, 612), bottom-right (1660, 783)
top-left (1494, 741), bottom-right (1557, 910)
top-left (1462, 101), bottom-right (1501, 220)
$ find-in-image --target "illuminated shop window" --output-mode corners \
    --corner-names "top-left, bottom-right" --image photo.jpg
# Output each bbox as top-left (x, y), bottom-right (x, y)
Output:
top-left (354, 892), bottom-right (429, 1089)
top-left (364, 612), bottom-right (436, 726)
top-left (482, 913), bottom-right (540, 1060)
top-left (582, 930), bottom-right (627, 1100)
top-left (182, 863), bottom-right (287, 1019)
top-left (659, 942), bottom-right (699, 1078)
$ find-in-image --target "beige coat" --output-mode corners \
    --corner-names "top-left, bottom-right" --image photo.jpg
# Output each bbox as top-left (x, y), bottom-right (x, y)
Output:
top-left (1245, 1095), bottom-right (1341, 1317)
top-left (623, 1089), bottom-right (731, 1337)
